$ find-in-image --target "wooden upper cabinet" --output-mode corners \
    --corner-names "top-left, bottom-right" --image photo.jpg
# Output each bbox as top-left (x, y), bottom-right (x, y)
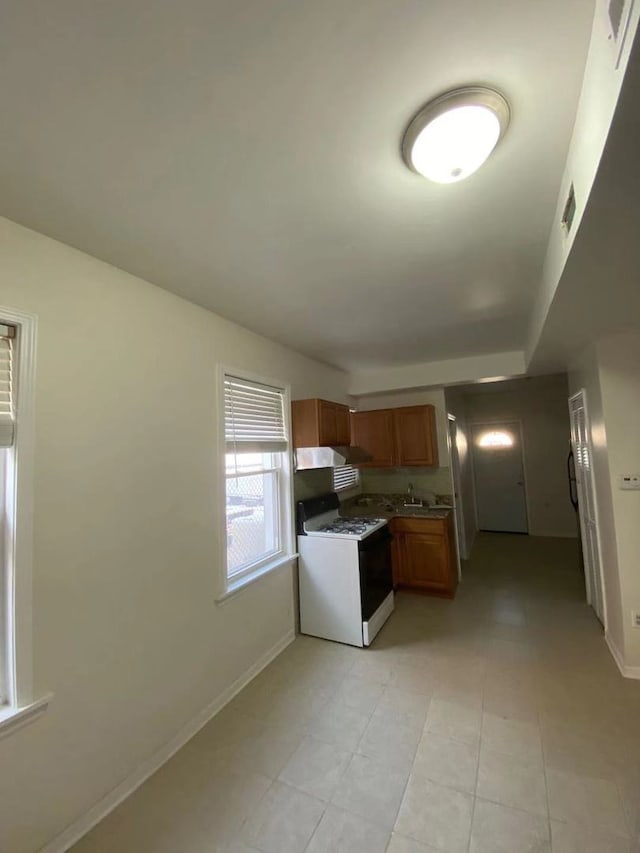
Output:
top-left (291, 399), bottom-right (351, 448)
top-left (318, 399), bottom-right (338, 446)
top-left (334, 404), bottom-right (351, 446)
top-left (350, 404), bottom-right (438, 467)
top-left (350, 409), bottom-right (396, 467)
top-left (394, 406), bottom-right (438, 467)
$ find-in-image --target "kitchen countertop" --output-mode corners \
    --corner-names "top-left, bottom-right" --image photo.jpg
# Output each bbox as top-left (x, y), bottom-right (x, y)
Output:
top-left (341, 493), bottom-right (453, 521)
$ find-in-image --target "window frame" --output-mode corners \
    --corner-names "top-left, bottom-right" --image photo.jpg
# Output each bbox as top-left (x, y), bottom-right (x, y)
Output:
top-left (0, 306), bottom-right (51, 739)
top-left (216, 366), bottom-right (295, 602)
top-left (225, 452), bottom-right (283, 582)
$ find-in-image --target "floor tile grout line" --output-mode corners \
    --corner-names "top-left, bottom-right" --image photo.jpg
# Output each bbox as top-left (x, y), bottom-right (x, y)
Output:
top-left (541, 742), bottom-right (553, 849)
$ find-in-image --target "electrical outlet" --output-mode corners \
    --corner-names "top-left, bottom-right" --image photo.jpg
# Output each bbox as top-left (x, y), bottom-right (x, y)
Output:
top-left (632, 611), bottom-right (640, 629)
top-left (618, 474), bottom-right (640, 490)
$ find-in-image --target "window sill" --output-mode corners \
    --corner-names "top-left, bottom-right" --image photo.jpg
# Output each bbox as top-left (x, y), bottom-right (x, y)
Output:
top-left (0, 692), bottom-right (53, 740)
top-left (216, 553), bottom-right (298, 606)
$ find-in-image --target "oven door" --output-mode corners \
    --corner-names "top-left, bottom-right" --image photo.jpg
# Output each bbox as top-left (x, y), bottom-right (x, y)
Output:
top-left (358, 526), bottom-right (393, 622)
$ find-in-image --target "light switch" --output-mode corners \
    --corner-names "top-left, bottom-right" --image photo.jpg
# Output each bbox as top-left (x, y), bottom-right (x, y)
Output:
top-left (618, 474), bottom-right (640, 490)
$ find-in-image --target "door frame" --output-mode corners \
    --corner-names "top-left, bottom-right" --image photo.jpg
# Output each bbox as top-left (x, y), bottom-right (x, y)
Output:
top-left (446, 414), bottom-right (464, 576)
top-left (568, 389), bottom-right (607, 629)
top-left (469, 419), bottom-right (531, 534)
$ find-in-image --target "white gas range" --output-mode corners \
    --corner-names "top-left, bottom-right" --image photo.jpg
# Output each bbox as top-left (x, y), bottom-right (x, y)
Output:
top-left (297, 493), bottom-right (394, 647)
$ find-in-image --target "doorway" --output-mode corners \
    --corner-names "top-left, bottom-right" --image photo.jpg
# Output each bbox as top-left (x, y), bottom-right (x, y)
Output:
top-left (568, 390), bottom-right (606, 625)
top-left (447, 415), bottom-right (465, 570)
top-left (471, 421), bottom-right (528, 533)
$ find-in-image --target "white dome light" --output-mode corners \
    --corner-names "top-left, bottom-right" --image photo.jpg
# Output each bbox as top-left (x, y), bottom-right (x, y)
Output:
top-left (402, 87), bottom-right (510, 183)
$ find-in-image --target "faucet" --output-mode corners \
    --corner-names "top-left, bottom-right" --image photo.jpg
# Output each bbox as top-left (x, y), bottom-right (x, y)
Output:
top-left (404, 482), bottom-right (423, 507)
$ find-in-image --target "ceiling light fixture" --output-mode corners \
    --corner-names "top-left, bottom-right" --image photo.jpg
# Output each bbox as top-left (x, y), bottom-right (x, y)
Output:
top-left (402, 86), bottom-right (510, 183)
top-left (478, 430), bottom-right (514, 448)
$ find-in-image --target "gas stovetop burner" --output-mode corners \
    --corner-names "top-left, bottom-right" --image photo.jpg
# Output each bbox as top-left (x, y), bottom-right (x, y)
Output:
top-left (317, 517), bottom-right (384, 535)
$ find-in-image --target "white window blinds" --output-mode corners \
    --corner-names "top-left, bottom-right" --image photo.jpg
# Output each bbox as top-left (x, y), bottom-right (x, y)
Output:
top-left (333, 465), bottom-right (360, 492)
top-left (224, 375), bottom-right (288, 453)
top-left (0, 325), bottom-right (15, 448)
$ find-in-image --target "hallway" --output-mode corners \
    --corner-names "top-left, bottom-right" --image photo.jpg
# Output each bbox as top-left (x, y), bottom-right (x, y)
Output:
top-left (73, 534), bottom-right (640, 852)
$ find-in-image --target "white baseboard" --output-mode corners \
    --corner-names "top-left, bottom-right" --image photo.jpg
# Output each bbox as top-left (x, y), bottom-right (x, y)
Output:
top-left (41, 629), bottom-right (296, 853)
top-left (464, 528), bottom-right (477, 561)
top-left (606, 633), bottom-right (640, 680)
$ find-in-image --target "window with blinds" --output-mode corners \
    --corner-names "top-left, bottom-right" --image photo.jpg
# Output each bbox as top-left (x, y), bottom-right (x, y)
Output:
top-left (0, 325), bottom-right (15, 448)
top-left (332, 465), bottom-right (360, 492)
top-left (224, 375), bottom-right (287, 454)
top-left (223, 373), bottom-right (291, 585)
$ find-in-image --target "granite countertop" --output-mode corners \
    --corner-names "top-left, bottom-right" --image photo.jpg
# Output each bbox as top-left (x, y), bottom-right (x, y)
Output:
top-left (341, 493), bottom-right (453, 520)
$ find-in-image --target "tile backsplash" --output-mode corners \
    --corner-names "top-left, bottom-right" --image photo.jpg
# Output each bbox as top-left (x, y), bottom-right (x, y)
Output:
top-left (293, 468), bottom-right (334, 501)
top-left (294, 466), bottom-right (452, 503)
top-left (360, 467), bottom-right (452, 498)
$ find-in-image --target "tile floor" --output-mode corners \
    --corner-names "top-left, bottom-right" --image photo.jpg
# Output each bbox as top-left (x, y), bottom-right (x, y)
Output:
top-left (72, 533), bottom-right (640, 853)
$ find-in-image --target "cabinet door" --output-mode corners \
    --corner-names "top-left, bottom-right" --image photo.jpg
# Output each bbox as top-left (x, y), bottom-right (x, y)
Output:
top-left (334, 404), bottom-right (351, 446)
top-left (317, 400), bottom-right (338, 446)
top-left (350, 410), bottom-right (395, 467)
top-left (394, 406), bottom-right (438, 467)
top-left (404, 532), bottom-right (451, 594)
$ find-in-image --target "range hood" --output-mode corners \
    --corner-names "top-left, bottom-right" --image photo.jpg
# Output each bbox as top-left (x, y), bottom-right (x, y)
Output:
top-left (295, 445), bottom-right (371, 470)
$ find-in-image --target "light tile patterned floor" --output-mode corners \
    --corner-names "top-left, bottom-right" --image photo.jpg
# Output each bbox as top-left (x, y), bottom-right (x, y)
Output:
top-left (72, 534), bottom-right (640, 853)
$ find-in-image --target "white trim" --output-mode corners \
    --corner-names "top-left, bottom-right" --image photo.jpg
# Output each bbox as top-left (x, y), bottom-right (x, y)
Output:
top-left (446, 414), bottom-right (464, 573)
top-left (606, 633), bottom-right (640, 680)
top-left (568, 389), bottom-right (608, 631)
top-left (0, 306), bottom-right (38, 709)
top-left (40, 628), bottom-right (296, 853)
top-left (0, 692), bottom-right (52, 740)
top-left (216, 552), bottom-right (298, 605)
top-left (216, 364), bottom-right (295, 600)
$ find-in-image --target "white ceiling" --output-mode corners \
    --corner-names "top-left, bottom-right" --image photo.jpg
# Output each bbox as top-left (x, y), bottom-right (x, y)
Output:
top-left (0, 0), bottom-right (594, 370)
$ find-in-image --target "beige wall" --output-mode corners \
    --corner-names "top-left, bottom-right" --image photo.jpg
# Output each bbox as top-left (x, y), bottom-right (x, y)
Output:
top-left (462, 375), bottom-right (578, 539)
top-left (444, 386), bottom-right (477, 559)
top-left (0, 217), bottom-right (349, 853)
top-left (592, 331), bottom-right (640, 676)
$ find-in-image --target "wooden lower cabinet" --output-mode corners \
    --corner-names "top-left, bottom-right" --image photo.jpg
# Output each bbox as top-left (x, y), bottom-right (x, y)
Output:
top-left (390, 515), bottom-right (458, 598)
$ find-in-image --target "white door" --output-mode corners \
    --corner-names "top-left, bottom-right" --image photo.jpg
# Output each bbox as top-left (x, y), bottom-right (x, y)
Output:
top-left (471, 421), bottom-right (528, 533)
top-left (447, 416), bottom-right (465, 568)
top-left (569, 391), bottom-right (605, 624)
